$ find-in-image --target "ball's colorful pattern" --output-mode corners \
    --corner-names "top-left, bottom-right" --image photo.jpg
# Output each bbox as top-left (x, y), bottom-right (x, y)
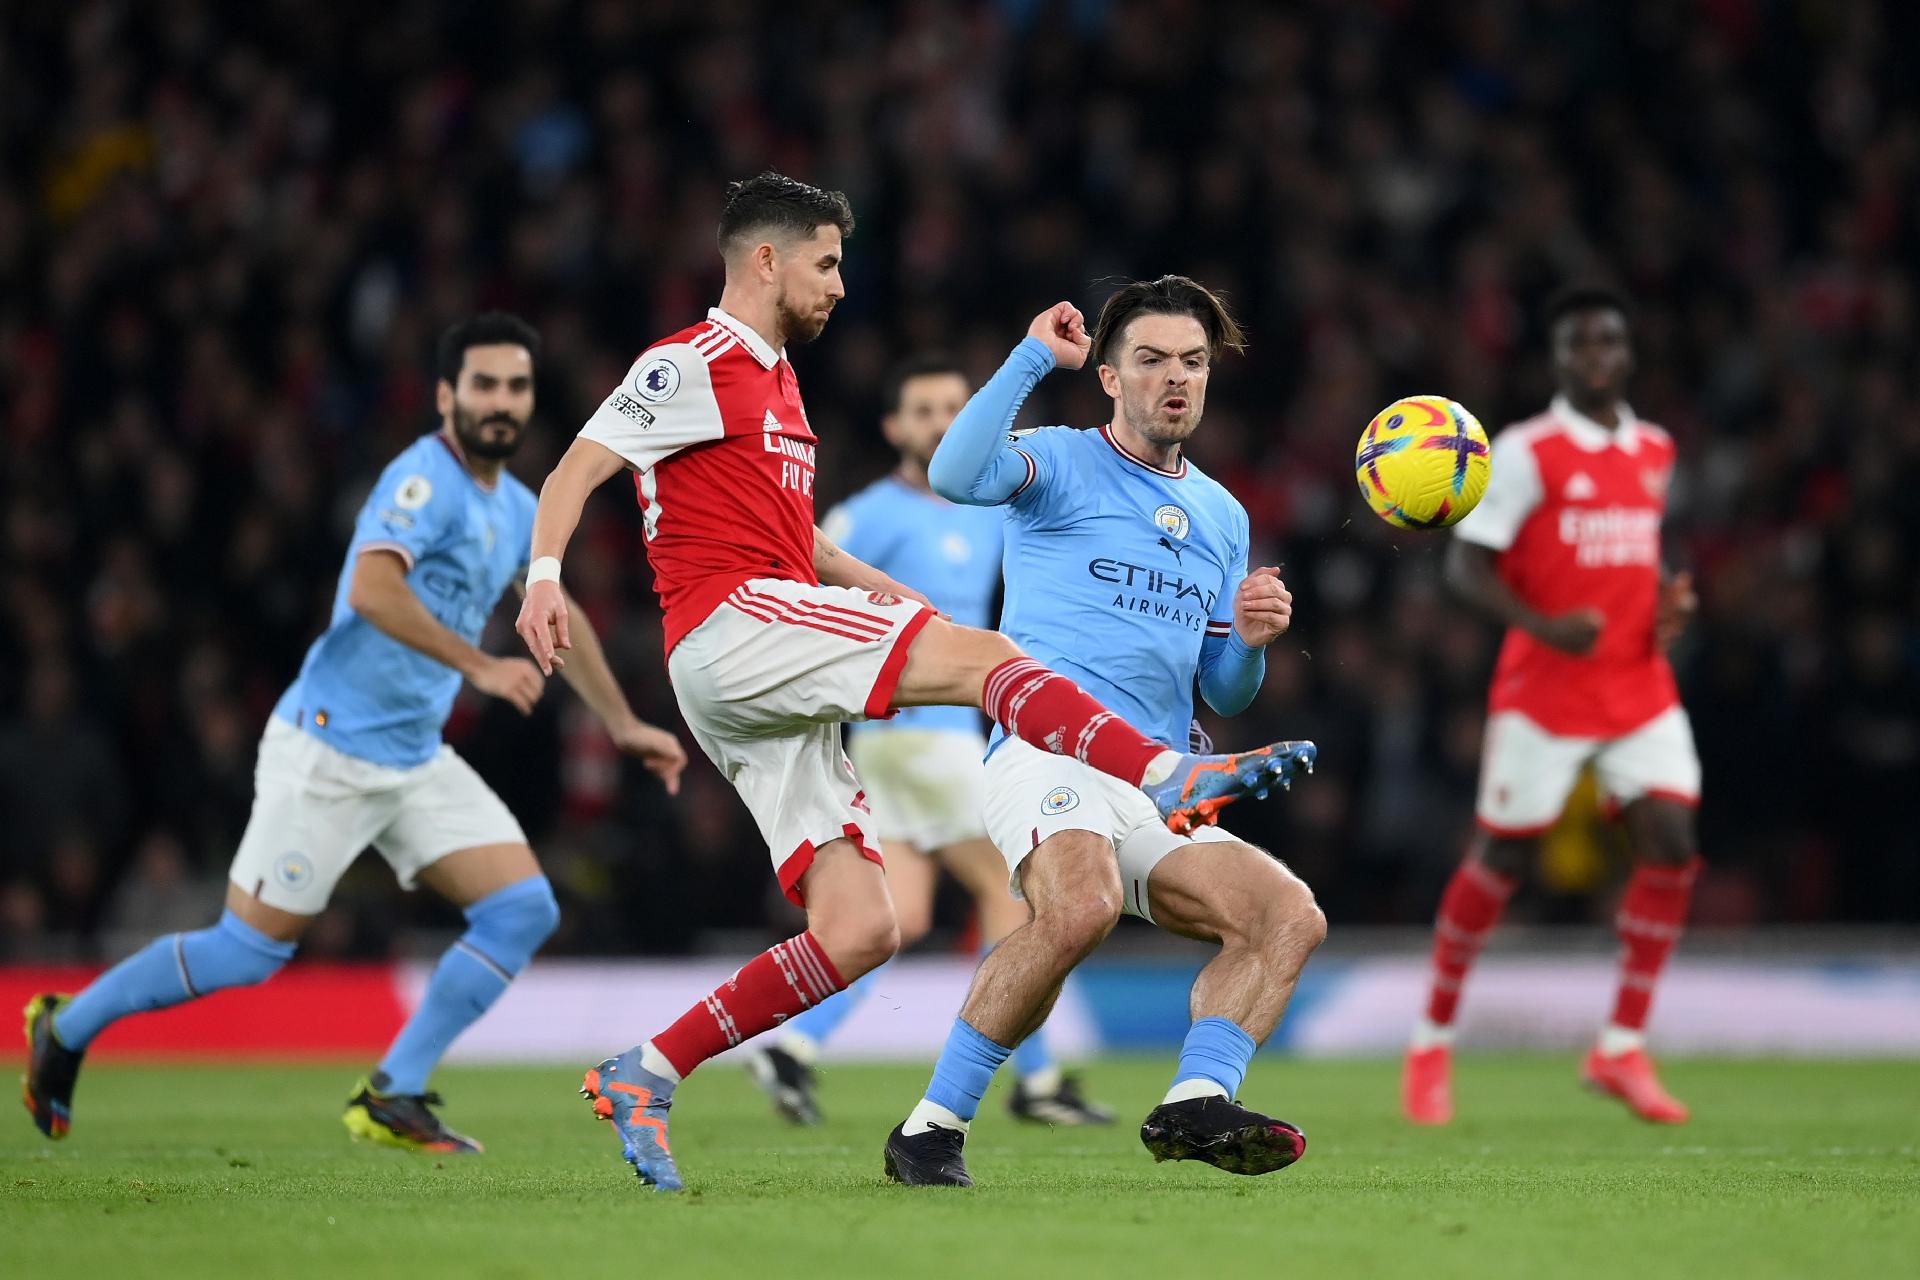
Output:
top-left (1355, 395), bottom-right (1491, 529)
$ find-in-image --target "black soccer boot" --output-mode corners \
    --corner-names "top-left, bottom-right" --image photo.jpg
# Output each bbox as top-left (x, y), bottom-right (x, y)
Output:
top-left (743, 1043), bottom-right (823, 1126)
top-left (22, 994), bottom-right (84, 1139)
top-left (1139, 1095), bottom-right (1306, 1175)
top-left (883, 1120), bottom-right (973, 1187)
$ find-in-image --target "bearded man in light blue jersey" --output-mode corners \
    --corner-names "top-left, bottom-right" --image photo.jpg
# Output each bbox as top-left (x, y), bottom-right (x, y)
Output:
top-left (742, 356), bottom-right (1112, 1129)
top-left (883, 278), bottom-right (1326, 1187)
top-left (22, 314), bottom-right (687, 1154)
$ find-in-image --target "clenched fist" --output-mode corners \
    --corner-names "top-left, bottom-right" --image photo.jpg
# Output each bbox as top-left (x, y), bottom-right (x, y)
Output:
top-left (1232, 566), bottom-right (1293, 647)
top-left (1027, 302), bottom-right (1092, 370)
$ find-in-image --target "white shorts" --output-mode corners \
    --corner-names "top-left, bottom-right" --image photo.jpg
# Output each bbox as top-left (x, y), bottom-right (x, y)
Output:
top-left (846, 727), bottom-right (989, 851)
top-left (980, 736), bottom-right (1237, 925)
top-left (1475, 706), bottom-right (1701, 836)
top-left (230, 718), bottom-right (528, 914)
top-left (667, 578), bottom-right (937, 906)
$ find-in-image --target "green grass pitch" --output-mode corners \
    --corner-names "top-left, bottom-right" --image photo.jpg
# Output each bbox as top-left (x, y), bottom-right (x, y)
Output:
top-left (5, 1056), bottom-right (1915, 1279)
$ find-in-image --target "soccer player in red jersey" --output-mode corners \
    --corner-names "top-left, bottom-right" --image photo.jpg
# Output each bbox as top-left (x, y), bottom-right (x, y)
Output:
top-left (1404, 286), bottom-right (1702, 1126)
top-left (514, 173), bottom-right (1313, 1190)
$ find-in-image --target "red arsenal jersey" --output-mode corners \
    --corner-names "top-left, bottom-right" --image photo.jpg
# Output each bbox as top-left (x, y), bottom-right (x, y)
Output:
top-left (1453, 396), bottom-right (1680, 738)
top-left (579, 308), bottom-right (819, 655)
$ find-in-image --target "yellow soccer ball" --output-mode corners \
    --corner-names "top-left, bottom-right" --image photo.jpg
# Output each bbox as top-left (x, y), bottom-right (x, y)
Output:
top-left (1355, 395), bottom-right (1491, 529)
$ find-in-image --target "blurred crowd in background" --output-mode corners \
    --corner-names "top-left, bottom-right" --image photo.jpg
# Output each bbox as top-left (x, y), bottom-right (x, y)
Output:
top-left (3, 0), bottom-right (1917, 961)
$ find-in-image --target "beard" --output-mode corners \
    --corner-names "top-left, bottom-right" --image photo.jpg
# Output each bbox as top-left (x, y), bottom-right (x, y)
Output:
top-left (451, 403), bottom-right (526, 460)
top-left (774, 287), bottom-right (831, 345)
top-left (1122, 387), bottom-right (1203, 447)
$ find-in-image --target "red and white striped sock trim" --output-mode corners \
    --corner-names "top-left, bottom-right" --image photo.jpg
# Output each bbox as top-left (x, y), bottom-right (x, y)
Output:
top-left (770, 931), bottom-right (844, 1009)
top-left (1071, 711), bottom-right (1116, 764)
top-left (984, 658), bottom-right (1055, 743)
top-left (703, 993), bottom-right (743, 1048)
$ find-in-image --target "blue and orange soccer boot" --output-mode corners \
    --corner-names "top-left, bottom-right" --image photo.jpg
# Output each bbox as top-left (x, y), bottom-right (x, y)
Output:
top-left (582, 1048), bottom-right (684, 1191)
top-left (22, 993), bottom-right (83, 1139)
top-left (1143, 741), bottom-right (1318, 835)
top-left (342, 1076), bottom-right (484, 1153)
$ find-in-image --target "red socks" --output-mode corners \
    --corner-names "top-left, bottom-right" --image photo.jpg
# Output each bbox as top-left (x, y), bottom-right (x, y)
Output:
top-left (1424, 859), bottom-right (1518, 1026)
top-left (652, 931), bottom-right (844, 1078)
top-left (1609, 858), bottom-right (1700, 1030)
top-left (982, 657), bottom-right (1165, 786)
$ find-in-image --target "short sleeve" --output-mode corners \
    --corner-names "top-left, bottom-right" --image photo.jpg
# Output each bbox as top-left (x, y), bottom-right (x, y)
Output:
top-left (1206, 504), bottom-right (1249, 641)
top-left (1454, 429), bottom-right (1543, 552)
top-left (579, 344), bottom-right (727, 471)
top-left (349, 452), bottom-right (461, 570)
top-left (1006, 426), bottom-right (1065, 517)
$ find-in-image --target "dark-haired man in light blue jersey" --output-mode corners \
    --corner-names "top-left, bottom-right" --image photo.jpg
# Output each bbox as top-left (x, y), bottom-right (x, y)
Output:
top-left (883, 279), bottom-right (1325, 1188)
top-left (23, 315), bottom-right (687, 1155)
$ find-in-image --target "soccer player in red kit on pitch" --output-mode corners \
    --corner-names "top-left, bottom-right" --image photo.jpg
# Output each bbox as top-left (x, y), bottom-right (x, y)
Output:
top-left (515, 173), bottom-right (1316, 1190)
top-left (1404, 285), bottom-right (1702, 1126)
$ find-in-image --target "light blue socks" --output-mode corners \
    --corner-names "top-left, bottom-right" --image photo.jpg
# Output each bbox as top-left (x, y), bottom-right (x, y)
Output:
top-left (53, 910), bottom-right (296, 1050)
top-left (1166, 1016), bottom-right (1258, 1102)
top-left (905, 1017), bottom-right (1014, 1133)
top-left (375, 877), bottom-right (560, 1094)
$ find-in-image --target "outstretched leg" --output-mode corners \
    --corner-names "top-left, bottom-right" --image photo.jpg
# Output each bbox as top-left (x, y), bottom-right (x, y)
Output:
top-left (893, 620), bottom-right (1314, 831)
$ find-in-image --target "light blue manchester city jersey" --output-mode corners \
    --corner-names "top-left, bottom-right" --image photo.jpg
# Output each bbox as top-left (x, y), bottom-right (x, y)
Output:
top-left (272, 431), bottom-right (538, 768)
top-left (997, 424), bottom-right (1247, 750)
top-left (825, 475), bottom-right (1005, 735)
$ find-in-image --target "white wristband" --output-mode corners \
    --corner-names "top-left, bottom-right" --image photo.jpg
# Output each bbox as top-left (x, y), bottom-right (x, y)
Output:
top-left (525, 556), bottom-right (562, 588)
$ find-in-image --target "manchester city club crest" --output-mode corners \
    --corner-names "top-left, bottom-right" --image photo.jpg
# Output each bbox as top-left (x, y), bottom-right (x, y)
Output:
top-left (1041, 787), bottom-right (1079, 815)
top-left (274, 851), bottom-right (314, 892)
top-left (1153, 503), bottom-right (1191, 540)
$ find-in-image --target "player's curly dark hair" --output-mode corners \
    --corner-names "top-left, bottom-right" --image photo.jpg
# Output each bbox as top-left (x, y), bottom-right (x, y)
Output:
top-left (435, 311), bottom-right (541, 385)
top-left (1090, 275), bottom-right (1246, 367)
top-left (718, 171), bottom-right (856, 252)
top-left (1544, 283), bottom-right (1633, 332)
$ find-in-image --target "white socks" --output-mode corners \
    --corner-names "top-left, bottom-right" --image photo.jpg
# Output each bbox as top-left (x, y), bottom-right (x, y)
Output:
top-left (1021, 1065), bottom-right (1062, 1096)
top-left (780, 1031), bottom-right (822, 1068)
top-left (1409, 1022), bottom-right (1644, 1056)
top-left (1141, 750), bottom-right (1182, 785)
top-left (639, 1041), bottom-right (683, 1084)
top-left (1161, 1077), bottom-right (1229, 1105)
top-left (902, 1098), bottom-right (968, 1136)
top-left (1597, 1025), bottom-right (1646, 1057)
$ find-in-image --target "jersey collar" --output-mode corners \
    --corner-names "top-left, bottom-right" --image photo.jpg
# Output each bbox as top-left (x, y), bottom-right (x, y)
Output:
top-left (436, 427), bottom-right (500, 492)
top-left (1550, 394), bottom-right (1643, 453)
top-left (1100, 423), bottom-right (1187, 478)
top-left (707, 307), bottom-right (783, 369)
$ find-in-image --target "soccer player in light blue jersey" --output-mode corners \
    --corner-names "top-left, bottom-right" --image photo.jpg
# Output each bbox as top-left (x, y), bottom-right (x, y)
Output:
top-left (884, 278), bottom-right (1326, 1186)
top-left (22, 314), bottom-right (687, 1153)
top-left (742, 356), bottom-right (1113, 1129)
